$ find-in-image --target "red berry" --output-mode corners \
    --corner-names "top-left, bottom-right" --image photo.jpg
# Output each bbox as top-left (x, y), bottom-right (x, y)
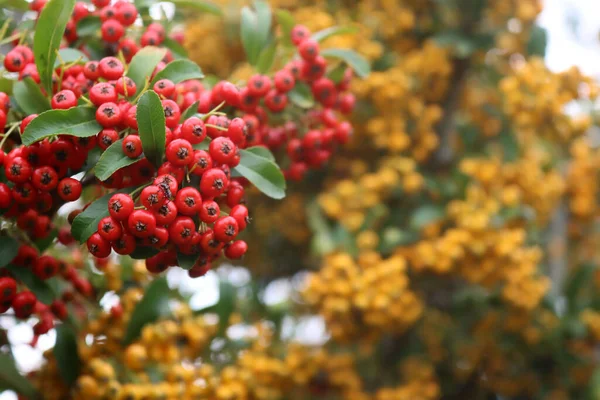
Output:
top-left (87, 232), bottom-right (112, 258)
top-left (97, 216), bottom-right (123, 241)
top-left (199, 200), bottom-right (220, 223)
top-left (221, 82), bottom-right (240, 106)
top-left (57, 178), bottom-right (82, 202)
top-left (247, 74), bottom-right (272, 97)
top-left (83, 61), bottom-right (100, 80)
top-left (108, 193), bottom-right (134, 221)
top-left (162, 99), bottom-right (181, 128)
top-left (213, 216), bottom-right (239, 242)
top-left (181, 116), bottom-right (206, 145)
top-left (33, 255), bottom-right (59, 280)
top-left (298, 39), bottom-right (319, 61)
top-left (0, 277), bottom-right (17, 303)
top-left (265, 89), bottom-right (288, 112)
top-left (225, 240), bottom-right (248, 259)
top-left (57, 226), bottom-right (75, 246)
top-left (96, 102), bottom-right (122, 127)
top-left (0, 183), bottom-right (12, 208)
top-left (209, 137), bottom-right (236, 165)
top-left (145, 252), bottom-right (169, 274)
top-left (90, 82), bottom-right (118, 106)
top-left (122, 135), bottom-right (143, 158)
top-left (31, 166), bottom-right (58, 191)
top-left (153, 174), bottom-right (178, 197)
top-left (12, 291), bottom-right (37, 319)
top-left (115, 76), bottom-right (137, 97)
top-left (174, 187), bottom-right (202, 216)
top-left (50, 300), bottom-right (68, 320)
top-left (4, 50), bottom-right (25, 72)
top-left (140, 185), bottom-right (166, 211)
top-left (128, 209), bottom-right (157, 238)
top-left (274, 69), bottom-right (295, 92)
top-left (98, 57), bottom-right (124, 80)
top-left (154, 201), bottom-right (178, 226)
top-left (20, 114), bottom-right (37, 135)
top-left (226, 118), bottom-right (247, 146)
top-left (116, 2), bottom-right (138, 26)
top-left (168, 216), bottom-right (196, 246)
top-left (166, 138), bottom-right (193, 166)
top-left (226, 185), bottom-right (245, 208)
top-left (291, 24), bottom-right (311, 45)
top-left (98, 128), bottom-right (119, 150)
top-left (153, 79), bottom-right (176, 98)
top-left (101, 19), bottom-right (125, 42)
top-left (200, 168), bottom-right (228, 198)
top-left (112, 233), bottom-right (136, 255)
top-left (189, 150), bottom-right (212, 177)
top-left (5, 157), bottom-right (32, 184)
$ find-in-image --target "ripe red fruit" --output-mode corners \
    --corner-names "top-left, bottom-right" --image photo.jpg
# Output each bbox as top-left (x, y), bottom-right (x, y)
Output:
top-left (140, 185), bottom-right (166, 210)
top-left (90, 82), bottom-right (118, 106)
top-left (154, 174), bottom-right (178, 197)
top-left (0, 183), bottom-right (12, 208)
top-left (226, 118), bottom-right (247, 146)
top-left (213, 216), bottom-right (239, 242)
top-left (33, 255), bottom-right (59, 280)
top-left (225, 240), bottom-right (248, 259)
top-left (112, 233), bottom-right (136, 255)
top-left (291, 24), bottom-right (311, 45)
top-left (199, 229), bottom-right (224, 255)
top-left (200, 168), bottom-right (228, 198)
top-left (128, 209), bottom-right (157, 238)
top-left (174, 187), bottom-right (202, 216)
top-left (12, 291), bottom-right (37, 319)
top-left (154, 79), bottom-right (176, 98)
top-left (154, 201), bottom-right (178, 226)
top-left (166, 138), bottom-right (194, 166)
top-left (298, 39), bottom-right (320, 61)
top-left (98, 128), bottom-right (119, 150)
top-left (57, 178), bottom-right (82, 202)
top-left (199, 200), bottom-right (220, 223)
top-left (115, 76), bottom-right (137, 97)
top-left (50, 300), bottom-right (68, 321)
top-left (181, 116), bottom-right (206, 144)
top-left (145, 226), bottom-right (169, 248)
top-left (0, 277), bottom-right (17, 303)
top-left (101, 19), bottom-right (125, 42)
top-left (87, 232), bottom-right (112, 258)
top-left (161, 99), bottom-right (181, 128)
top-left (57, 226), bottom-right (75, 246)
top-left (97, 216), bottom-right (123, 241)
top-left (247, 74), bottom-right (272, 97)
top-left (145, 253), bottom-right (169, 274)
top-left (83, 61), bottom-right (100, 80)
top-left (5, 157), bottom-right (32, 183)
top-left (265, 90), bottom-right (288, 112)
top-left (168, 216), bottom-right (196, 246)
top-left (274, 69), bottom-right (295, 92)
top-left (108, 193), bottom-right (135, 221)
top-left (96, 102), bottom-right (123, 127)
top-left (31, 166), bottom-right (58, 191)
top-left (20, 114), bottom-right (37, 135)
top-left (116, 2), bottom-right (138, 26)
top-left (226, 185), bottom-right (245, 208)
top-left (98, 57), bottom-right (124, 80)
top-left (4, 49), bottom-right (25, 72)
top-left (221, 82), bottom-right (240, 106)
top-left (189, 150), bottom-right (212, 177)
top-left (12, 183), bottom-right (36, 205)
top-left (209, 137), bottom-right (236, 165)
top-left (122, 135), bottom-right (143, 158)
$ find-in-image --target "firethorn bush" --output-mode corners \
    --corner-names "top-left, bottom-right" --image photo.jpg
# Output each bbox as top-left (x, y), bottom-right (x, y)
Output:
top-left (0, 0), bottom-right (599, 399)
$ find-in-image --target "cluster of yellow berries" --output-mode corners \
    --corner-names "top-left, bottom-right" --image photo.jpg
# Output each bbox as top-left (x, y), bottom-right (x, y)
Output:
top-left (304, 252), bottom-right (422, 342)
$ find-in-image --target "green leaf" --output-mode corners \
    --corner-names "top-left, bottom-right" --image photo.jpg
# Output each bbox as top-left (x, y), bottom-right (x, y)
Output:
top-left (129, 246), bottom-right (160, 260)
top-left (244, 146), bottom-right (275, 161)
top-left (0, 77), bottom-right (14, 96)
top-left (76, 15), bottom-right (101, 38)
top-left (126, 46), bottom-right (167, 96)
top-left (216, 281), bottom-right (236, 332)
top-left (433, 31), bottom-right (476, 58)
top-left (233, 149), bottom-right (285, 199)
top-left (22, 107), bottom-right (102, 146)
top-left (72, 188), bottom-right (133, 243)
top-left (0, 353), bottom-right (39, 398)
top-left (123, 277), bottom-right (170, 345)
top-left (54, 324), bottom-right (80, 386)
top-left (527, 25), bottom-right (548, 57)
top-left (0, 236), bottom-right (18, 268)
top-left (255, 41), bottom-right (277, 74)
top-left (136, 90), bottom-right (166, 168)
top-left (134, 0), bottom-right (154, 9)
top-left (163, 37), bottom-right (188, 60)
top-left (320, 48), bottom-right (370, 78)
top-left (180, 101), bottom-right (199, 123)
top-left (6, 265), bottom-right (54, 305)
top-left (275, 9), bottom-right (295, 47)
top-left (13, 77), bottom-right (51, 115)
top-left (168, 0), bottom-right (222, 15)
top-left (0, 0), bottom-right (30, 11)
top-left (240, 7), bottom-right (261, 65)
top-left (312, 25), bottom-right (359, 42)
top-left (95, 139), bottom-right (143, 181)
top-left (150, 59), bottom-right (204, 85)
top-left (55, 48), bottom-right (89, 67)
top-left (328, 63), bottom-right (347, 84)
top-left (253, 0), bottom-right (272, 46)
top-left (177, 252), bottom-right (197, 270)
top-left (410, 205), bottom-right (445, 230)
top-left (33, 0), bottom-right (76, 93)
top-left (35, 228), bottom-right (58, 253)
top-left (288, 82), bottom-right (314, 108)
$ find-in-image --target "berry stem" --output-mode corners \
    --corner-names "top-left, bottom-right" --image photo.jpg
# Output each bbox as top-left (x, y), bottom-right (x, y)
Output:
top-left (129, 182), bottom-right (152, 199)
top-left (201, 101), bottom-right (226, 121)
top-left (0, 122), bottom-right (21, 149)
top-left (205, 124), bottom-right (228, 132)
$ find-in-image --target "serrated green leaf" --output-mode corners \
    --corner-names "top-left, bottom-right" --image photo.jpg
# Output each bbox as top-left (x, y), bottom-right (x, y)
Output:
top-left (55, 48), bottom-right (89, 67)
top-left (33, 0), bottom-right (76, 93)
top-left (54, 324), bottom-right (80, 386)
top-left (177, 252), bottom-right (198, 270)
top-left (0, 353), bottom-right (39, 398)
top-left (233, 149), bottom-right (285, 199)
top-left (22, 107), bottom-right (102, 146)
top-left (320, 48), bottom-right (370, 78)
top-left (244, 146), bottom-right (275, 161)
top-left (136, 90), bottom-right (166, 168)
top-left (312, 25), bottom-right (359, 42)
top-left (288, 82), bottom-right (314, 108)
top-left (95, 139), bottom-right (143, 181)
top-left (168, 0), bottom-right (222, 15)
top-left (180, 101), bottom-right (199, 123)
top-left (6, 265), bottom-right (54, 305)
top-left (151, 59), bottom-right (204, 85)
top-left (126, 46), bottom-right (167, 96)
top-left (13, 77), bottom-right (51, 115)
top-left (72, 188), bottom-right (133, 243)
top-left (76, 15), bottom-right (101, 37)
top-left (255, 41), bottom-right (277, 74)
top-left (123, 277), bottom-right (170, 345)
top-left (275, 9), bottom-right (295, 47)
top-left (0, 236), bottom-right (18, 268)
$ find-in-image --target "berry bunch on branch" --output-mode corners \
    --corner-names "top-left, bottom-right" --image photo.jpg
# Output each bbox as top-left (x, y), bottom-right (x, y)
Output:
top-left (0, 0), bottom-right (367, 333)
